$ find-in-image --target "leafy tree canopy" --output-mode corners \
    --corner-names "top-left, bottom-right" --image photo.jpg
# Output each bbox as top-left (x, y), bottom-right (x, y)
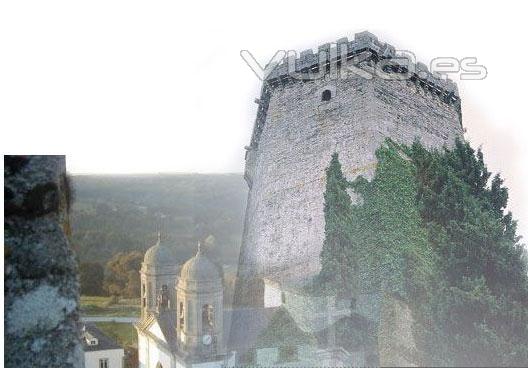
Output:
top-left (79, 262), bottom-right (105, 296)
top-left (103, 251), bottom-right (143, 298)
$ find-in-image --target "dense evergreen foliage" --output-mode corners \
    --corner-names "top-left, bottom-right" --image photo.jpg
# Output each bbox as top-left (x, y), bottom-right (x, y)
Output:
top-left (319, 139), bottom-right (528, 366)
top-left (407, 139), bottom-right (528, 366)
top-left (318, 153), bottom-right (356, 295)
top-left (318, 146), bottom-right (432, 300)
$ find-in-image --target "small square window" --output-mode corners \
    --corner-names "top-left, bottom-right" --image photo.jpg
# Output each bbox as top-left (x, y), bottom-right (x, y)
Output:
top-left (99, 358), bottom-right (108, 368)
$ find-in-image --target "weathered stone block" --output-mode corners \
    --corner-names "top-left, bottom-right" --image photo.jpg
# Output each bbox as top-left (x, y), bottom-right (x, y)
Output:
top-left (4, 155), bottom-right (83, 368)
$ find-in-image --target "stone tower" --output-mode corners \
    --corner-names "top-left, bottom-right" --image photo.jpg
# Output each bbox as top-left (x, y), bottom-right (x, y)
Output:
top-left (140, 233), bottom-right (180, 318)
top-left (235, 31), bottom-right (463, 305)
top-left (176, 244), bottom-right (225, 359)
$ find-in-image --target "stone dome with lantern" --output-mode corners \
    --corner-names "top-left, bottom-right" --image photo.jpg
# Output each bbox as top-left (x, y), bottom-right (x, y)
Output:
top-left (141, 232), bottom-right (180, 274)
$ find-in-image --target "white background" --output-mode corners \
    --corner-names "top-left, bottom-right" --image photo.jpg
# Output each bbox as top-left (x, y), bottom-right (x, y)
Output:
top-left (1, 0), bottom-right (527, 239)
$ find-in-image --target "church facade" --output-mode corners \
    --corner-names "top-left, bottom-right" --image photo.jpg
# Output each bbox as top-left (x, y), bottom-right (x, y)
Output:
top-left (135, 237), bottom-right (235, 368)
top-left (135, 235), bottom-right (373, 367)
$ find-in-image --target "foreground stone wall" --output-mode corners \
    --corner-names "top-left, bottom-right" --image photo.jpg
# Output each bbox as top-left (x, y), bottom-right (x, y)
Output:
top-left (4, 155), bottom-right (83, 367)
top-left (235, 32), bottom-right (463, 305)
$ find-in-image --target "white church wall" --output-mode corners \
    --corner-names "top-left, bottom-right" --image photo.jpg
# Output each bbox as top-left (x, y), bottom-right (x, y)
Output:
top-left (84, 349), bottom-right (124, 368)
top-left (138, 333), bottom-right (149, 368)
top-left (147, 336), bottom-right (172, 368)
top-left (148, 321), bottom-right (167, 343)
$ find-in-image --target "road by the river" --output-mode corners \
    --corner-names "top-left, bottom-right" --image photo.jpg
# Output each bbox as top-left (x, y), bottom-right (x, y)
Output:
top-left (81, 316), bottom-right (139, 323)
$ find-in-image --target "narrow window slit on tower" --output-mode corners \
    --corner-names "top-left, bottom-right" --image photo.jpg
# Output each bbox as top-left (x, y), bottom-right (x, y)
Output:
top-left (322, 89), bottom-right (332, 101)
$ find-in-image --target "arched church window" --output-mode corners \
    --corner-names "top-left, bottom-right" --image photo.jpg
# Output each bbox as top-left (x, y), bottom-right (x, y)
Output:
top-left (202, 304), bottom-right (214, 331)
top-left (179, 302), bottom-right (185, 328)
top-left (321, 89), bottom-right (332, 101)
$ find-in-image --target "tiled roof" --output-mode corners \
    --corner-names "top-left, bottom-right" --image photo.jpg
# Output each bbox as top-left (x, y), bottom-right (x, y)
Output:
top-left (81, 323), bottom-right (123, 352)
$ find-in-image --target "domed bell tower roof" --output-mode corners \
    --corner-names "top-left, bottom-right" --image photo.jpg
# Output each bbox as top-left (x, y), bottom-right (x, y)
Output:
top-left (142, 232), bottom-right (179, 273)
top-left (179, 243), bottom-right (221, 282)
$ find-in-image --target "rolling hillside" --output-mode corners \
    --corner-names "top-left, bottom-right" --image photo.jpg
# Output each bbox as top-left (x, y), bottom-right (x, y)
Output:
top-left (70, 173), bottom-right (247, 265)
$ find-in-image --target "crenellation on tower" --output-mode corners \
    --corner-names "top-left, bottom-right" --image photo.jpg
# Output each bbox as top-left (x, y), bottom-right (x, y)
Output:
top-left (265, 31), bottom-right (459, 98)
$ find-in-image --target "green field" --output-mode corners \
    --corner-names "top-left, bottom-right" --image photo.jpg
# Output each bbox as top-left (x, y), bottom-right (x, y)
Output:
top-left (80, 296), bottom-right (140, 317)
top-left (95, 321), bottom-right (138, 348)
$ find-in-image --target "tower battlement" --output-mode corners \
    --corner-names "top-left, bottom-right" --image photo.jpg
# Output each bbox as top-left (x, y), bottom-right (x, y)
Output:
top-left (266, 31), bottom-right (459, 100)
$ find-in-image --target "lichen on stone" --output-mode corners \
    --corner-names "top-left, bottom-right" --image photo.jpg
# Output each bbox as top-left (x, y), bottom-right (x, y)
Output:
top-left (7, 284), bottom-right (77, 337)
top-left (4, 155), bottom-right (83, 368)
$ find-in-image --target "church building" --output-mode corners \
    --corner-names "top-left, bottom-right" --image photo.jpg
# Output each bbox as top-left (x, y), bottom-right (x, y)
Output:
top-left (135, 235), bottom-right (388, 367)
top-left (135, 236), bottom-right (235, 368)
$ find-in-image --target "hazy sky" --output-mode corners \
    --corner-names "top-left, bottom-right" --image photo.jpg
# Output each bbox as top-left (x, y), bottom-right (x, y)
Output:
top-left (1, 1), bottom-right (527, 239)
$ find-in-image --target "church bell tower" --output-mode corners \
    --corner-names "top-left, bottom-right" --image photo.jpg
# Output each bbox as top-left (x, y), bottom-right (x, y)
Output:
top-left (140, 232), bottom-right (180, 318)
top-left (176, 243), bottom-right (224, 359)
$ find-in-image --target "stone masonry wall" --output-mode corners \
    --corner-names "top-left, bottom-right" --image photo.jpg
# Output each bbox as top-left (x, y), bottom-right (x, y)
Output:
top-left (4, 155), bottom-right (83, 367)
top-left (235, 33), bottom-right (463, 305)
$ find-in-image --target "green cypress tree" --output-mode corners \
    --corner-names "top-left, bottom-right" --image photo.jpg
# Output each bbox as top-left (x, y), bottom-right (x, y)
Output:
top-left (318, 153), bottom-right (355, 294)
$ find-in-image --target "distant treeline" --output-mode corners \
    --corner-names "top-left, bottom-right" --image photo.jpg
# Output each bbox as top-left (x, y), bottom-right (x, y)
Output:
top-left (70, 174), bottom-right (248, 266)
